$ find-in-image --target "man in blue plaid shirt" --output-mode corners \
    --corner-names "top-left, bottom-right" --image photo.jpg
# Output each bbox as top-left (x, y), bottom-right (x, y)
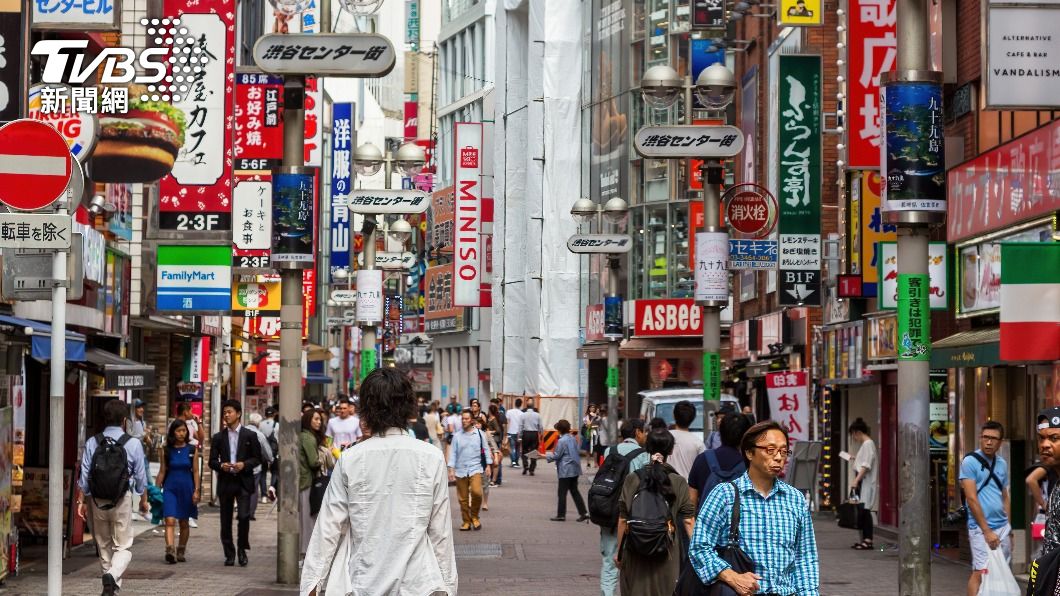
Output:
top-left (689, 421), bottom-right (819, 596)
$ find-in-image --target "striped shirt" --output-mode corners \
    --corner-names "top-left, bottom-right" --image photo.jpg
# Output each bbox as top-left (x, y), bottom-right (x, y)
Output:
top-left (690, 472), bottom-right (819, 596)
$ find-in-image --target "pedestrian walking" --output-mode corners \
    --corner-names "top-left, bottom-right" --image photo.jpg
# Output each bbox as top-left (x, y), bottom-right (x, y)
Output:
top-left (76, 399), bottom-right (148, 596)
top-left (706, 402), bottom-right (737, 451)
top-left (960, 420), bottom-right (1011, 596)
top-left (156, 419), bottom-right (200, 564)
top-left (846, 418), bottom-right (878, 551)
top-left (594, 419), bottom-right (648, 596)
top-left (689, 421), bottom-right (819, 596)
top-left (425, 401), bottom-right (444, 450)
top-left (614, 429), bottom-right (694, 596)
top-left (128, 399), bottom-right (153, 521)
top-left (687, 412), bottom-right (751, 511)
top-left (668, 400), bottom-right (705, 479)
top-left (474, 417), bottom-right (502, 510)
top-left (299, 408), bottom-right (334, 556)
top-left (448, 411), bottom-right (493, 531)
top-left (324, 397), bottom-right (362, 450)
top-left (259, 406), bottom-right (279, 503)
top-left (487, 404), bottom-right (505, 487)
top-left (521, 402), bottom-right (543, 475)
top-left (175, 402), bottom-right (205, 527)
top-left (546, 419), bottom-right (589, 522)
top-left (582, 404), bottom-right (602, 468)
top-left (506, 398), bottom-right (524, 467)
top-left (208, 399), bottom-right (263, 567)
top-left (244, 412), bottom-right (274, 521)
top-left (595, 406), bottom-right (612, 466)
top-left (1033, 408), bottom-right (1060, 593)
top-left (301, 368), bottom-right (457, 596)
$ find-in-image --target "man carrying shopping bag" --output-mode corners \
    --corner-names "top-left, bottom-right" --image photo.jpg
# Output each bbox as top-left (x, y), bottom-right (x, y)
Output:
top-left (959, 421), bottom-right (1011, 596)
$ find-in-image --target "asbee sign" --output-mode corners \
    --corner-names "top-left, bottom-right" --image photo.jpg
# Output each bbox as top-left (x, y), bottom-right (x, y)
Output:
top-left (633, 299), bottom-right (703, 337)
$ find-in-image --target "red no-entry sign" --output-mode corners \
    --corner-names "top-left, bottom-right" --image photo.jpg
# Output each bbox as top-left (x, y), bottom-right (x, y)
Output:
top-left (0, 119), bottom-right (73, 212)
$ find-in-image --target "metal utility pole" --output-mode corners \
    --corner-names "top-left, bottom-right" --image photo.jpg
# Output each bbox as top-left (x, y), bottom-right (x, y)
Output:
top-left (605, 256), bottom-right (620, 443)
top-left (357, 158), bottom-right (389, 383)
top-left (47, 193), bottom-right (70, 596)
top-left (276, 76), bottom-right (305, 585)
top-left (700, 160), bottom-right (725, 443)
top-left (891, 0), bottom-right (938, 591)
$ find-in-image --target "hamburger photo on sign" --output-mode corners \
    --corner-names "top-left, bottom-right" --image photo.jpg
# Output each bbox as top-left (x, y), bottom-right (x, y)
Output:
top-left (91, 85), bottom-right (187, 183)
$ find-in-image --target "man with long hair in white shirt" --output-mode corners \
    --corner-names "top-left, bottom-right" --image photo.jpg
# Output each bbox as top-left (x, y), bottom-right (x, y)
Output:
top-left (301, 368), bottom-right (457, 596)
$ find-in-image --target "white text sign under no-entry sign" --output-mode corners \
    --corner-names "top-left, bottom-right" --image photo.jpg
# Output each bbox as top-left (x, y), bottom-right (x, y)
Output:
top-left (0, 213), bottom-right (73, 249)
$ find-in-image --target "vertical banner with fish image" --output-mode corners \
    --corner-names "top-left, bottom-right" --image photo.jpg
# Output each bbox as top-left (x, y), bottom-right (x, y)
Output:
top-left (880, 78), bottom-right (945, 214)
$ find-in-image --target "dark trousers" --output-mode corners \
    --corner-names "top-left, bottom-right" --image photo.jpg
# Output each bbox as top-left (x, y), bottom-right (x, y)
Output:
top-left (556, 476), bottom-right (586, 518)
top-left (218, 490), bottom-right (253, 555)
top-left (860, 507), bottom-right (874, 541)
top-left (521, 432), bottom-right (539, 472)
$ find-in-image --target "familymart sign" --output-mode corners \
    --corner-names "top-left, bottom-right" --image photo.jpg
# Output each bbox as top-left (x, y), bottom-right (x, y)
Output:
top-left (156, 245), bottom-right (232, 313)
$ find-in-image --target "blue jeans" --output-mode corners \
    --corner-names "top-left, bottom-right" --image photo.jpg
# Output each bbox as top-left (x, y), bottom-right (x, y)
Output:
top-left (509, 434), bottom-right (520, 464)
top-left (600, 527), bottom-right (618, 596)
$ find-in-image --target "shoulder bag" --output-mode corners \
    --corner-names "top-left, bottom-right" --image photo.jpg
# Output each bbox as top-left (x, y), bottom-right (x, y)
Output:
top-left (673, 482), bottom-right (756, 596)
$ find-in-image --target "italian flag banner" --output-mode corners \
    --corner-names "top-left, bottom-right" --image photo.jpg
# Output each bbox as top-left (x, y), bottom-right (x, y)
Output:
top-left (182, 337), bottom-right (211, 383)
top-left (1000, 243), bottom-right (1060, 362)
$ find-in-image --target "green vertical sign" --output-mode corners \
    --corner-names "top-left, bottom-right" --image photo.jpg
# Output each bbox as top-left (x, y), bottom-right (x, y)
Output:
top-left (776, 54), bottom-right (822, 235)
top-left (606, 366), bottom-right (619, 398)
top-left (703, 352), bottom-right (721, 401)
top-left (897, 274), bottom-right (931, 361)
top-left (360, 349), bottom-right (378, 380)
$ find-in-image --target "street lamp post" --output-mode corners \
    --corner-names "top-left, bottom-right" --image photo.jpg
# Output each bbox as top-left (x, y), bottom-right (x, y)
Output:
top-left (639, 64), bottom-right (738, 443)
top-left (570, 197), bottom-right (630, 443)
top-left (351, 142), bottom-right (425, 384)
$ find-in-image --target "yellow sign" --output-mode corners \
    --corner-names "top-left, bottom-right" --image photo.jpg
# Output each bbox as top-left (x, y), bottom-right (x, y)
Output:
top-left (860, 172), bottom-right (896, 293)
top-left (231, 280), bottom-right (281, 311)
top-left (778, 0), bottom-right (822, 25)
top-left (849, 171), bottom-right (861, 274)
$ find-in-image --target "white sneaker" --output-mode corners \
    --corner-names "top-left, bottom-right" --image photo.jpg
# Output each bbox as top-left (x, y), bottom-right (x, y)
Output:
top-left (189, 518), bottom-right (198, 528)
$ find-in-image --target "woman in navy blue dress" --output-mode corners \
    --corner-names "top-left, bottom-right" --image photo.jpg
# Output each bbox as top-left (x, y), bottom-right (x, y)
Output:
top-left (157, 418), bottom-right (201, 564)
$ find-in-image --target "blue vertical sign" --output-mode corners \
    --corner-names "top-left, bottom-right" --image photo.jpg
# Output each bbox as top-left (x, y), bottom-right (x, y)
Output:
top-left (331, 103), bottom-right (353, 279)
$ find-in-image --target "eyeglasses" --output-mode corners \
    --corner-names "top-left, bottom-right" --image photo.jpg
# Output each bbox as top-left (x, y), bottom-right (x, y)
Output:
top-left (754, 445), bottom-right (792, 458)
top-left (980, 435), bottom-right (1002, 442)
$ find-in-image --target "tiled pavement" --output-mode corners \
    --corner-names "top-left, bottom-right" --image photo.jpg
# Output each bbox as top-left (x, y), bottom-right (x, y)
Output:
top-left (0, 458), bottom-right (976, 595)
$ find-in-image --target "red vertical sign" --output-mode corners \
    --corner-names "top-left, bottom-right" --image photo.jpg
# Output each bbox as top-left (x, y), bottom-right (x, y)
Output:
top-left (160, 0), bottom-right (236, 233)
top-left (404, 101), bottom-right (418, 140)
top-left (847, 0), bottom-right (896, 169)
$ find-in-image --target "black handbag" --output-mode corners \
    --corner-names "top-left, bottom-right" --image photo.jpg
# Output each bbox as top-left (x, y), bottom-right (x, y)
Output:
top-left (309, 470), bottom-right (329, 517)
top-left (837, 501), bottom-right (862, 529)
top-left (478, 430), bottom-right (488, 470)
top-left (673, 482), bottom-right (756, 596)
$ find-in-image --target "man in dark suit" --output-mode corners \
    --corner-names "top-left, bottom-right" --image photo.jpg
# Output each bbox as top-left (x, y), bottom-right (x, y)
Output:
top-left (209, 399), bottom-right (262, 567)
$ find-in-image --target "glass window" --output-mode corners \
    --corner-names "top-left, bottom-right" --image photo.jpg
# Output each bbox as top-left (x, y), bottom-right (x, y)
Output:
top-left (644, 159), bottom-right (669, 202)
top-left (631, 207), bottom-right (646, 298)
top-left (672, 202), bottom-right (693, 298)
top-left (645, 204), bottom-right (669, 298)
top-left (632, 0), bottom-right (646, 42)
top-left (647, 0), bottom-right (670, 68)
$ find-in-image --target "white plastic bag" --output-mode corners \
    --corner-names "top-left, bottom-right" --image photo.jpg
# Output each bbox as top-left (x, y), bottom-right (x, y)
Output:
top-left (978, 548), bottom-right (1020, 596)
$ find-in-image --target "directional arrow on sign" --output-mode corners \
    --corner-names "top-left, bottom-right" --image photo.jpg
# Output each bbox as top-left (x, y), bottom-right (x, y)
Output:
top-left (785, 284), bottom-right (815, 302)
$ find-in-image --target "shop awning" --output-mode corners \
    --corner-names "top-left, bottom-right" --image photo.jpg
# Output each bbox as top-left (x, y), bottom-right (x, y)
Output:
top-left (931, 327), bottom-right (1001, 368)
top-left (306, 373), bottom-right (333, 384)
top-left (577, 342), bottom-right (612, 360)
top-left (619, 337), bottom-right (726, 360)
top-left (83, 348), bottom-right (156, 391)
top-left (0, 315), bottom-right (86, 362)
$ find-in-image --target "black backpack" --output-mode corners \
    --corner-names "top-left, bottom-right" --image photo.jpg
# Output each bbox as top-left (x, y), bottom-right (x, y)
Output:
top-left (623, 468), bottom-right (675, 559)
top-left (587, 446), bottom-right (645, 528)
top-left (700, 449), bottom-right (747, 505)
top-left (88, 433), bottom-right (132, 510)
top-left (1029, 545), bottom-right (1060, 596)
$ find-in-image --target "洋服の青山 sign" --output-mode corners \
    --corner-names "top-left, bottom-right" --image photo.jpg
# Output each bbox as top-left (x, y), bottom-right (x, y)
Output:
top-left (633, 299), bottom-right (703, 337)
top-left (453, 122), bottom-right (482, 307)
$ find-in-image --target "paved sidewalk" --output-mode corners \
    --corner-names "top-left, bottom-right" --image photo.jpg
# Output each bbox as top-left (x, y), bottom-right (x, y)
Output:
top-left (1, 501), bottom-right (297, 596)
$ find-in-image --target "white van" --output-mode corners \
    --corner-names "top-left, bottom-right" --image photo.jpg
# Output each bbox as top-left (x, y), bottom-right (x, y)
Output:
top-left (637, 388), bottom-right (740, 434)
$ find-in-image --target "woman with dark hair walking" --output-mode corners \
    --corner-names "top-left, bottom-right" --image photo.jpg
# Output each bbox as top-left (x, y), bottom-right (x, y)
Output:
top-left (847, 417), bottom-right (878, 550)
top-left (614, 429), bottom-right (695, 596)
top-left (156, 419), bottom-right (200, 564)
top-left (298, 408), bottom-right (334, 557)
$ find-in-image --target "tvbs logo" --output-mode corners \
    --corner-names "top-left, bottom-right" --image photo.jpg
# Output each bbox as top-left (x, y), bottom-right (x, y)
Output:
top-left (30, 18), bottom-right (204, 101)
